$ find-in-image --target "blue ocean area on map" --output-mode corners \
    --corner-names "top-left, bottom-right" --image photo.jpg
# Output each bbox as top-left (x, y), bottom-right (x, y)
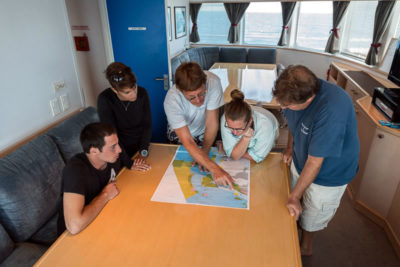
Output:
top-left (175, 146), bottom-right (248, 209)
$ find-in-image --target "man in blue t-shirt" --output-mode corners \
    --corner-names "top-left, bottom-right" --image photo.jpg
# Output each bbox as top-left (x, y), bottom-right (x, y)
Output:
top-left (273, 65), bottom-right (360, 256)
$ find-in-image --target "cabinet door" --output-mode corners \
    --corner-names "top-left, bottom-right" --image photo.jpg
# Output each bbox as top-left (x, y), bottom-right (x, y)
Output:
top-left (358, 127), bottom-right (400, 217)
top-left (344, 81), bottom-right (366, 114)
top-left (350, 109), bottom-right (375, 197)
top-left (387, 183), bottom-right (400, 242)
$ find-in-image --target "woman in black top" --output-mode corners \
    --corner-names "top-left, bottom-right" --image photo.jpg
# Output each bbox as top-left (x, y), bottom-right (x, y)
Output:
top-left (98, 62), bottom-right (152, 161)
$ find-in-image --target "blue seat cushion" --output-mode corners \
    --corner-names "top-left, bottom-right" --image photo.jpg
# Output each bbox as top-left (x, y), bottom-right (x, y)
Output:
top-left (177, 52), bottom-right (190, 63)
top-left (0, 223), bottom-right (14, 264)
top-left (201, 47), bottom-right (220, 69)
top-left (247, 48), bottom-right (276, 64)
top-left (187, 48), bottom-right (206, 69)
top-left (29, 213), bottom-right (59, 245)
top-left (0, 135), bottom-right (65, 242)
top-left (46, 107), bottom-right (99, 162)
top-left (220, 47), bottom-right (247, 63)
top-left (0, 242), bottom-right (48, 267)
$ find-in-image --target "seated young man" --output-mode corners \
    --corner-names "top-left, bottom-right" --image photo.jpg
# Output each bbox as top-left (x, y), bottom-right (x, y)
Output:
top-left (57, 122), bottom-right (150, 235)
top-left (164, 62), bottom-right (233, 188)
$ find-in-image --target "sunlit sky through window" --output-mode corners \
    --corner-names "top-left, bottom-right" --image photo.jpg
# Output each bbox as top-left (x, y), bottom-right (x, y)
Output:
top-left (201, 2), bottom-right (332, 14)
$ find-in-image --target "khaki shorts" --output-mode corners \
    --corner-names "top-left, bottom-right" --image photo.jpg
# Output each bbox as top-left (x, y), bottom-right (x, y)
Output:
top-left (290, 162), bottom-right (346, 232)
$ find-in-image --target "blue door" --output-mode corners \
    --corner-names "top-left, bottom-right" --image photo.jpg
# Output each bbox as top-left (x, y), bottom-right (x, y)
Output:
top-left (107, 0), bottom-right (169, 142)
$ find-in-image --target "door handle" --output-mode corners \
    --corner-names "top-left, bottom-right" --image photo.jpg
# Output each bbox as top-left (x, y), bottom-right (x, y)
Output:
top-left (154, 74), bottom-right (169, 90)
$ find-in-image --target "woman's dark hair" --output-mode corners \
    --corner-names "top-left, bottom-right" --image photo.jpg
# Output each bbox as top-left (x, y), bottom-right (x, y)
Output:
top-left (80, 122), bottom-right (116, 153)
top-left (224, 89), bottom-right (252, 122)
top-left (273, 65), bottom-right (320, 105)
top-left (105, 62), bottom-right (137, 91)
top-left (175, 62), bottom-right (207, 92)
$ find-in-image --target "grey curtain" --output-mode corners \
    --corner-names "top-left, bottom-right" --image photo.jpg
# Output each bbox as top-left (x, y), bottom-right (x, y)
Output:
top-left (278, 2), bottom-right (297, 46)
top-left (189, 4), bottom-right (202, 43)
top-left (325, 1), bottom-right (349, 53)
top-left (224, 3), bottom-right (249, 43)
top-left (365, 1), bottom-right (396, 65)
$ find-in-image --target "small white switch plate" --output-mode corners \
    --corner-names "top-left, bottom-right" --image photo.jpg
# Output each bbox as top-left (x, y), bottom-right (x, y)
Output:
top-left (50, 98), bottom-right (61, 116)
top-left (60, 94), bottom-right (70, 111)
top-left (53, 80), bottom-right (65, 92)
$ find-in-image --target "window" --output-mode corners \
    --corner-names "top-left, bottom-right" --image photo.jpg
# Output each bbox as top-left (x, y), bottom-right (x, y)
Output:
top-left (295, 1), bottom-right (332, 50)
top-left (242, 2), bottom-right (282, 45)
top-left (341, 1), bottom-right (378, 58)
top-left (195, 3), bottom-right (230, 44)
top-left (189, 1), bottom-right (399, 64)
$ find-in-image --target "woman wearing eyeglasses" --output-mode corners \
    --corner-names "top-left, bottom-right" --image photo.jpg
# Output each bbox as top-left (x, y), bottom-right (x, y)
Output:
top-left (97, 62), bottom-right (151, 170)
top-left (221, 89), bottom-right (279, 163)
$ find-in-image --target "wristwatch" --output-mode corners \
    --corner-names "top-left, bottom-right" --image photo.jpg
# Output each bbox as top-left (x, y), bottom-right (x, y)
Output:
top-left (140, 149), bottom-right (149, 157)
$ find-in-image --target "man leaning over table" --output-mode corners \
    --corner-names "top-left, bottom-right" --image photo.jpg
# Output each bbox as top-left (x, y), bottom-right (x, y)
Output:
top-left (272, 65), bottom-right (360, 256)
top-left (57, 122), bottom-right (150, 235)
top-left (164, 61), bottom-right (233, 189)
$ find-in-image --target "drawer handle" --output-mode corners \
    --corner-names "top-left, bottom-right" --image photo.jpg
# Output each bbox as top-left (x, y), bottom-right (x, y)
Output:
top-left (377, 134), bottom-right (384, 139)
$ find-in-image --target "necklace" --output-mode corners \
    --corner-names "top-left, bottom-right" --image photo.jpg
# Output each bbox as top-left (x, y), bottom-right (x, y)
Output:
top-left (121, 101), bottom-right (131, 111)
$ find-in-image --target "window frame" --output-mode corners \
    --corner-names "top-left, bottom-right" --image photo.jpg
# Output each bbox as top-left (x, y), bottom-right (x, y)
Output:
top-left (338, 1), bottom-right (378, 60)
top-left (240, 2), bottom-right (284, 46)
top-left (191, 1), bottom-right (400, 64)
top-left (292, 1), bottom-right (333, 53)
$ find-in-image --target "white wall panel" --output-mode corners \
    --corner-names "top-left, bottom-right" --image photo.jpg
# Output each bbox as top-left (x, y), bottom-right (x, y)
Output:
top-left (0, 0), bottom-right (83, 152)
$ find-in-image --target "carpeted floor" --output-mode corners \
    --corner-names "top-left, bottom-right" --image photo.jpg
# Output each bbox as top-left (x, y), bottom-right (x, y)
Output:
top-left (300, 192), bottom-right (400, 267)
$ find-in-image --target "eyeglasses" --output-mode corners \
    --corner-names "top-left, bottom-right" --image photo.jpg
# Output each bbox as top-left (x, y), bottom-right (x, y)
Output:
top-left (185, 90), bottom-right (207, 102)
top-left (224, 120), bottom-right (249, 132)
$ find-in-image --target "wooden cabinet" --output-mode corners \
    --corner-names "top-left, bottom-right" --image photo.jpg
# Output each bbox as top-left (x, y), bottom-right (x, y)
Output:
top-left (329, 61), bottom-right (400, 257)
top-left (388, 183), bottom-right (400, 248)
top-left (356, 109), bottom-right (400, 217)
top-left (349, 109), bottom-right (374, 197)
top-left (329, 62), bottom-right (368, 113)
top-left (344, 82), bottom-right (365, 113)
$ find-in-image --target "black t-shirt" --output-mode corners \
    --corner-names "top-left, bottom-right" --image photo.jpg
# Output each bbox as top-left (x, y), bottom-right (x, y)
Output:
top-left (97, 87), bottom-right (152, 156)
top-left (57, 152), bottom-right (132, 234)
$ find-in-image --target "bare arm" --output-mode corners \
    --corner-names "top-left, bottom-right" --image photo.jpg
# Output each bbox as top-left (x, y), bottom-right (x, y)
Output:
top-left (230, 128), bottom-right (254, 160)
top-left (175, 126), bottom-right (234, 188)
top-left (201, 109), bottom-right (219, 155)
top-left (230, 136), bottom-right (251, 160)
top-left (242, 151), bottom-right (256, 162)
top-left (287, 155), bottom-right (324, 220)
top-left (63, 182), bottom-right (119, 234)
top-left (282, 131), bottom-right (293, 165)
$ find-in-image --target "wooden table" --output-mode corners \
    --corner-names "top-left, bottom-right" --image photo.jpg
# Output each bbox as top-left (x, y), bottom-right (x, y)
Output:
top-left (35, 144), bottom-right (301, 267)
top-left (209, 62), bottom-right (280, 109)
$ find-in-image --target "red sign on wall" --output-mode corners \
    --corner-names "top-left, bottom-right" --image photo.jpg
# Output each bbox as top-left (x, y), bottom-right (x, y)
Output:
top-left (74, 36), bottom-right (90, 51)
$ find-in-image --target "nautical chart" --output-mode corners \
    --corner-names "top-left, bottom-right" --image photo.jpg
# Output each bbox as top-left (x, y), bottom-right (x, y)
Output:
top-left (151, 146), bottom-right (250, 209)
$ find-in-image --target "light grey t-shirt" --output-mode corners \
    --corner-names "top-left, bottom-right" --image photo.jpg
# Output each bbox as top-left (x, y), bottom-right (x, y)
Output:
top-left (164, 71), bottom-right (224, 139)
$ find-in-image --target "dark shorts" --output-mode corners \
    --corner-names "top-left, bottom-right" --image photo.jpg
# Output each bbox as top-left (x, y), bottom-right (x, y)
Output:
top-left (166, 125), bottom-right (203, 146)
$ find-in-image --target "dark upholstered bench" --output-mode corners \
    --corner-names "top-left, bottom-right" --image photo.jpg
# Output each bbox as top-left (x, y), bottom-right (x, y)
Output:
top-left (170, 46), bottom-right (277, 82)
top-left (0, 107), bottom-right (99, 266)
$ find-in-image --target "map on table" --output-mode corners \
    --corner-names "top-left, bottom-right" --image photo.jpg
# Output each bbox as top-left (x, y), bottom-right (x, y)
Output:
top-left (151, 145), bottom-right (250, 209)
